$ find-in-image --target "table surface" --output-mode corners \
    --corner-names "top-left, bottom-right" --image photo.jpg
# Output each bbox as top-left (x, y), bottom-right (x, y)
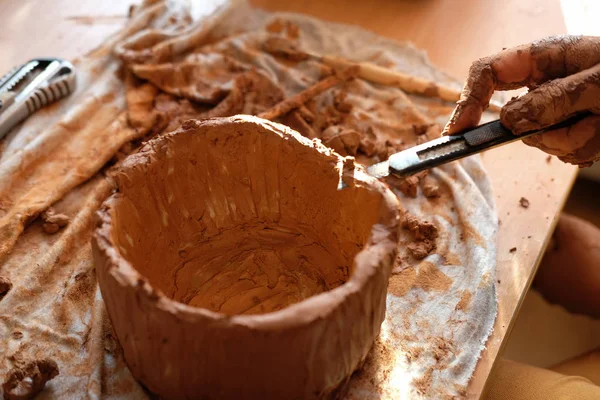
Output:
top-left (0, 0), bottom-right (577, 398)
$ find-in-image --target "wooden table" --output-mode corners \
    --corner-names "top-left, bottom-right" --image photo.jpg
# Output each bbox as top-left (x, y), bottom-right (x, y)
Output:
top-left (0, 0), bottom-right (576, 398)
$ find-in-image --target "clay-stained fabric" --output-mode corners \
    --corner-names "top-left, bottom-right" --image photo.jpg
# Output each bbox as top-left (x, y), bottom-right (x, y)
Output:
top-left (0, 1), bottom-right (497, 399)
top-left (0, 2), bottom-right (232, 399)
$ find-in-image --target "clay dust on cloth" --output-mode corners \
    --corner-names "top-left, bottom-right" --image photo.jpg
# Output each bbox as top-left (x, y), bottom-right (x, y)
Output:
top-left (0, 0), bottom-right (497, 398)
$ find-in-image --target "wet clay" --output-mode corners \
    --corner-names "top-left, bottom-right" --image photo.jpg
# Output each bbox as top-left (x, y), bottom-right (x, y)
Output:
top-left (40, 208), bottom-right (69, 234)
top-left (402, 213), bottom-right (439, 240)
top-left (106, 117), bottom-right (381, 315)
top-left (93, 116), bottom-right (400, 399)
top-left (2, 359), bottom-right (59, 400)
top-left (171, 222), bottom-right (348, 314)
top-left (0, 276), bottom-right (11, 300)
top-left (401, 213), bottom-right (439, 260)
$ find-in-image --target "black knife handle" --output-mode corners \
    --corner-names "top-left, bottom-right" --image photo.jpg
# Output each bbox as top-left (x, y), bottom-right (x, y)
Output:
top-left (388, 112), bottom-right (592, 178)
top-left (461, 112), bottom-right (590, 148)
top-left (463, 120), bottom-right (511, 146)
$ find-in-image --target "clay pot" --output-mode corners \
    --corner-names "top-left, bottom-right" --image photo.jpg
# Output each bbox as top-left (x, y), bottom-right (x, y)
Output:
top-left (93, 116), bottom-right (399, 399)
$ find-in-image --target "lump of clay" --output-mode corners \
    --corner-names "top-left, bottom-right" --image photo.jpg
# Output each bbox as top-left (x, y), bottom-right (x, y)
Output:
top-left (93, 116), bottom-right (399, 399)
top-left (402, 213), bottom-right (439, 260)
top-left (320, 125), bottom-right (360, 156)
top-left (40, 208), bottom-right (69, 234)
top-left (2, 359), bottom-right (59, 400)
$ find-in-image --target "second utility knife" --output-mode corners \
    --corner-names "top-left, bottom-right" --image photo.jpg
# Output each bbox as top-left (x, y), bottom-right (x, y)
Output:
top-left (366, 114), bottom-right (588, 179)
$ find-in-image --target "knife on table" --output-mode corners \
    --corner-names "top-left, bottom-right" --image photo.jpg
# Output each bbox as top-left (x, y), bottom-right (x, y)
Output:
top-left (366, 113), bottom-right (589, 179)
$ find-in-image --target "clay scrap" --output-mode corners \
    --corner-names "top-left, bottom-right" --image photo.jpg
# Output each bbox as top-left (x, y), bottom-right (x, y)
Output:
top-left (40, 208), bottom-right (70, 234)
top-left (2, 359), bottom-right (59, 400)
top-left (402, 213), bottom-right (439, 260)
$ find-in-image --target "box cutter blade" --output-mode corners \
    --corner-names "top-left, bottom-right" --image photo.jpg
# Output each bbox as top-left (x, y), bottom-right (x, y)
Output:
top-left (0, 58), bottom-right (76, 139)
top-left (366, 114), bottom-right (588, 179)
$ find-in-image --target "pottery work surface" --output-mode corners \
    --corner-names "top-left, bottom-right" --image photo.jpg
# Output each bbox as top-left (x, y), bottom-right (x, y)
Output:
top-left (0, 1), bottom-right (497, 399)
top-left (94, 116), bottom-right (400, 398)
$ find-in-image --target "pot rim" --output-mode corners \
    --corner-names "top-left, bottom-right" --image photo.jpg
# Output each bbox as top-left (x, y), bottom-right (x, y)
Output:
top-left (94, 116), bottom-right (399, 331)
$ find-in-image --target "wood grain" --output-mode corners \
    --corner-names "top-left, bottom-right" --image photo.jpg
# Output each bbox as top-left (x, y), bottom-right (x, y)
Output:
top-left (0, 0), bottom-right (576, 398)
top-left (0, 0), bottom-right (129, 72)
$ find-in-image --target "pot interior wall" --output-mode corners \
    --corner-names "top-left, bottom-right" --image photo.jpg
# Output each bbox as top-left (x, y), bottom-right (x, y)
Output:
top-left (110, 122), bottom-right (384, 315)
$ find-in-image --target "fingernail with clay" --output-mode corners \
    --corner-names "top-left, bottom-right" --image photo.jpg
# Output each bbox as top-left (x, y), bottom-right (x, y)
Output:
top-left (501, 100), bottom-right (532, 134)
top-left (442, 106), bottom-right (463, 136)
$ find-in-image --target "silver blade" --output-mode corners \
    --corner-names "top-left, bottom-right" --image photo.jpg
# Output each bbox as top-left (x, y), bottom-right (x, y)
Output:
top-left (365, 160), bottom-right (390, 179)
top-left (365, 115), bottom-right (590, 180)
top-left (0, 61), bottom-right (39, 94)
top-left (365, 120), bottom-right (516, 179)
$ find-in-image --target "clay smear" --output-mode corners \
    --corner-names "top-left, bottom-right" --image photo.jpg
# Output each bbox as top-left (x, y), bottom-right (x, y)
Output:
top-left (388, 261), bottom-right (452, 298)
top-left (455, 290), bottom-right (472, 311)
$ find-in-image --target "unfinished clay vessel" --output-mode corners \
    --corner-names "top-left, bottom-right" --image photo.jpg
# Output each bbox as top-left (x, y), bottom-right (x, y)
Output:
top-left (92, 116), bottom-right (399, 399)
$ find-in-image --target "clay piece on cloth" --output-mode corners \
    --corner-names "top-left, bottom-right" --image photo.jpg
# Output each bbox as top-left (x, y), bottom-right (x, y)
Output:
top-left (0, 1), bottom-right (498, 399)
top-left (92, 116), bottom-right (400, 399)
top-left (2, 359), bottom-right (59, 400)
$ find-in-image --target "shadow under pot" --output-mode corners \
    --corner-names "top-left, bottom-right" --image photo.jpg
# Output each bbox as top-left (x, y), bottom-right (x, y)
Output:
top-left (93, 115), bottom-right (399, 400)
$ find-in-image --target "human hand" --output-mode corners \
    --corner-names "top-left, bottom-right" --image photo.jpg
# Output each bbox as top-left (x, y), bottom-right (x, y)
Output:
top-left (443, 35), bottom-right (600, 167)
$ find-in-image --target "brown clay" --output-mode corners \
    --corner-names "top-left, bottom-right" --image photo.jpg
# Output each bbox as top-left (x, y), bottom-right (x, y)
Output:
top-left (258, 70), bottom-right (357, 121)
top-left (455, 290), bottom-right (472, 311)
top-left (2, 359), bottom-right (59, 400)
top-left (401, 213), bottom-right (438, 260)
top-left (261, 36), bottom-right (480, 107)
top-left (40, 208), bottom-right (69, 234)
top-left (205, 70), bottom-right (285, 118)
top-left (421, 175), bottom-right (441, 198)
top-left (132, 53), bottom-right (248, 104)
top-left (397, 176), bottom-right (419, 198)
top-left (320, 125), bottom-right (360, 156)
top-left (265, 19), bottom-right (301, 40)
top-left (407, 239), bottom-right (436, 260)
top-left (422, 184), bottom-right (440, 198)
top-left (124, 71), bottom-right (160, 135)
top-left (92, 116), bottom-right (399, 399)
top-left (0, 276), bottom-right (11, 300)
top-left (402, 214), bottom-right (438, 241)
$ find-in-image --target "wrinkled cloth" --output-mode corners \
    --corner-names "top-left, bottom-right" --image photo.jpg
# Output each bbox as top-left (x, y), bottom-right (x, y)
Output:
top-left (0, 1), bottom-right (497, 399)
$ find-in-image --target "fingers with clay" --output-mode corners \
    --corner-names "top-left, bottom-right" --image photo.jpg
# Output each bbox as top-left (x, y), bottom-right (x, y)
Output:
top-left (520, 115), bottom-right (600, 167)
top-left (443, 35), bottom-right (600, 166)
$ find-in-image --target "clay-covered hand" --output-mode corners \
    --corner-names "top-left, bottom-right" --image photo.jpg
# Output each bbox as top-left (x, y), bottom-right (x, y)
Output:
top-left (443, 35), bottom-right (600, 167)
